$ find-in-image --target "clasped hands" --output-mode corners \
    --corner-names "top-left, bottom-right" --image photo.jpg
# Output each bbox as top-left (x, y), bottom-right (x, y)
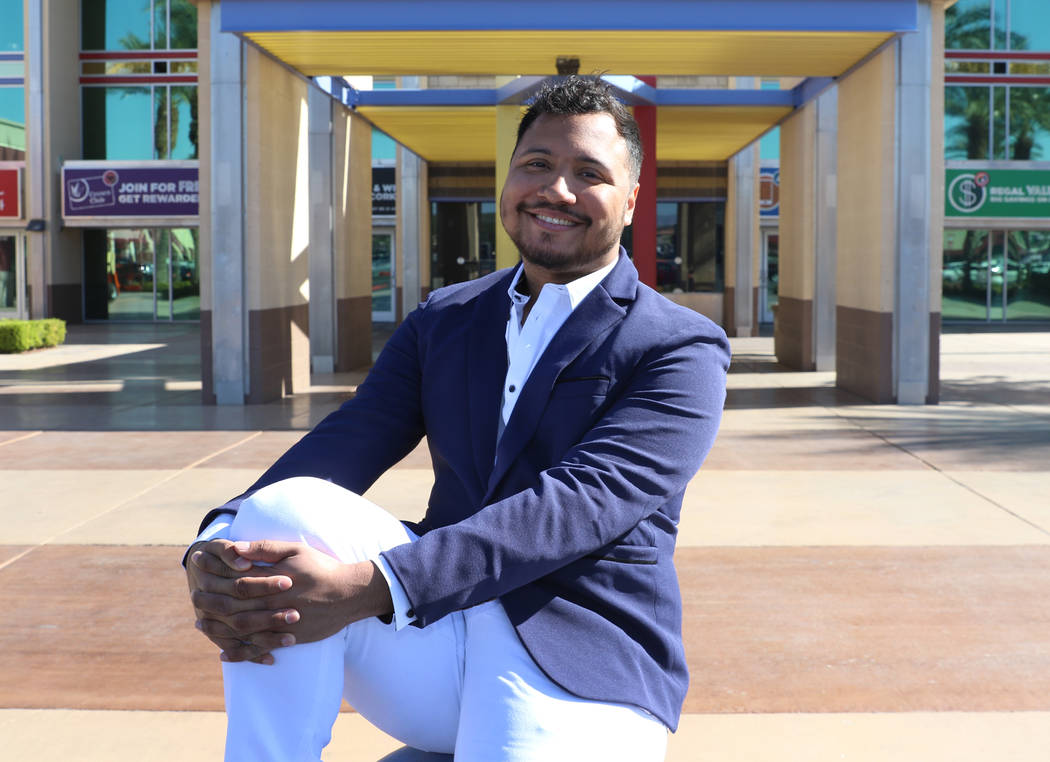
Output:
top-left (186, 539), bottom-right (393, 665)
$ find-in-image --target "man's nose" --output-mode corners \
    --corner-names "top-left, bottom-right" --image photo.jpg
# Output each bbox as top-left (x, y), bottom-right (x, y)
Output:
top-left (538, 174), bottom-right (576, 205)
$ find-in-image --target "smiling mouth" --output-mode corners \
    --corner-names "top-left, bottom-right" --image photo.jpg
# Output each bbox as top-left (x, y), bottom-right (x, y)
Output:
top-left (521, 205), bottom-right (588, 230)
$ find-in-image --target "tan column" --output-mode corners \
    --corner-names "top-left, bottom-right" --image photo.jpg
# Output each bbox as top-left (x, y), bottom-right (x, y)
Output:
top-left (494, 103), bottom-right (520, 271)
top-left (332, 106), bottom-right (373, 371)
top-left (775, 101), bottom-right (817, 370)
top-left (25, 0), bottom-right (80, 320)
top-left (836, 46), bottom-right (897, 403)
top-left (241, 46), bottom-right (311, 402)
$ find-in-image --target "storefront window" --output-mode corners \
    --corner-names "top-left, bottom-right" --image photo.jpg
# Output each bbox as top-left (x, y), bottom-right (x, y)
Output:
top-left (0, 0), bottom-right (23, 51)
top-left (0, 86), bottom-right (25, 161)
top-left (82, 0), bottom-right (197, 51)
top-left (622, 201), bottom-right (725, 293)
top-left (430, 201), bottom-right (496, 290)
top-left (946, 86), bottom-right (991, 159)
top-left (946, 85), bottom-right (1050, 160)
top-left (1007, 86), bottom-right (1050, 160)
top-left (83, 85), bottom-right (198, 160)
top-left (942, 228), bottom-right (1050, 322)
top-left (1011, 0), bottom-right (1050, 51)
top-left (1006, 229), bottom-right (1050, 320)
top-left (84, 227), bottom-right (198, 321)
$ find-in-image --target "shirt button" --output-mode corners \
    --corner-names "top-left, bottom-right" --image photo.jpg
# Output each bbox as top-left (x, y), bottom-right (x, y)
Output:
top-left (508, 385), bottom-right (516, 393)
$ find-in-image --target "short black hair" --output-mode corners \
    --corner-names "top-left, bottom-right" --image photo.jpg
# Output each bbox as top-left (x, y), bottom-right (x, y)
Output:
top-left (514, 75), bottom-right (643, 184)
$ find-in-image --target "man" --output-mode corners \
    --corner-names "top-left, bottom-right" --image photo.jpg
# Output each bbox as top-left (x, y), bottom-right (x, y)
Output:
top-left (186, 76), bottom-right (730, 761)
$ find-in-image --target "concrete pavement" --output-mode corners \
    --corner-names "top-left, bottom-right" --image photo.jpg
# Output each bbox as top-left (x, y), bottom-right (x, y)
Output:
top-left (1, 324), bottom-right (1048, 760)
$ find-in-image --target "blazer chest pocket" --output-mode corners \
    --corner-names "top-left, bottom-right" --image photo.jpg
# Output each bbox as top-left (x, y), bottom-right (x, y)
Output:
top-left (550, 375), bottom-right (610, 398)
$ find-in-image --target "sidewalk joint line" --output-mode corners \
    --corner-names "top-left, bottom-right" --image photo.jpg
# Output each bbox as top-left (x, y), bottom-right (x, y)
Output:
top-left (0, 431), bottom-right (42, 449)
top-left (829, 408), bottom-right (1050, 539)
top-left (0, 431), bottom-right (265, 574)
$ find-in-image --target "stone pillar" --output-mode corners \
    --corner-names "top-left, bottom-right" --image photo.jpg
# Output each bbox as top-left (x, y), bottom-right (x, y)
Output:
top-left (239, 44), bottom-right (312, 402)
top-left (332, 104), bottom-right (373, 371)
top-left (775, 100), bottom-right (816, 369)
top-left (398, 146), bottom-right (426, 320)
top-left (24, 0), bottom-right (81, 321)
top-left (836, 46), bottom-right (897, 403)
top-left (725, 147), bottom-right (757, 337)
top-left (632, 76), bottom-right (657, 287)
top-left (308, 85), bottom-right (335, 374)
top-left (895, 1), bottom-right (934, 404)
top-left (494, 103), bottom-right (520, 272)
top-left (813, 87), bottom-right (838, 372)
top-left (776, 86), bottom-right (837, 372)
top-left (202, 0), bottom-right (248, 404)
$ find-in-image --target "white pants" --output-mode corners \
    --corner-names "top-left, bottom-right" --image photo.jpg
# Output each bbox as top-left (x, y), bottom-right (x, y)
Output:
top-left (221, 477), bottom-right (668, 762)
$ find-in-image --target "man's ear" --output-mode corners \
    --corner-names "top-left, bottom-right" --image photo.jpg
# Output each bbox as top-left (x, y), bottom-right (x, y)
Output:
top-left (622, 182), bottom-right (641, 225)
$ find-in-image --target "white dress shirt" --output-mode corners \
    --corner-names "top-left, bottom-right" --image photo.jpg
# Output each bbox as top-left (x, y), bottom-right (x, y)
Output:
top-left (197, 258), bottom-right (618, 630)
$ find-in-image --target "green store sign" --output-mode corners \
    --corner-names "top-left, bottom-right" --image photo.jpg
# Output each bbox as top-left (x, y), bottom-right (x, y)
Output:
top-left (946, 168), bottom-right (1050, 218)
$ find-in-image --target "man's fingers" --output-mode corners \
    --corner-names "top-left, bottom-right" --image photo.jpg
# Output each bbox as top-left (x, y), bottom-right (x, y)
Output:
top-left (199, 539), bottom-right (253, 573)
top-left (217, 631), bottom-right (296, 664)
top-left (192, 589), bottom-right (272, 617)
top-left (232, 539), bottom-right (302, 565)
top-left (197, 609), bottom-right (300, 640)
top-left (194, 568), bottom-right (293, 600)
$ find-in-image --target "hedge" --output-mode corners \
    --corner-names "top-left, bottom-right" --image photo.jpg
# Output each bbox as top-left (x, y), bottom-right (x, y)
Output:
top-left (0, 319), bottom-right (67, 353)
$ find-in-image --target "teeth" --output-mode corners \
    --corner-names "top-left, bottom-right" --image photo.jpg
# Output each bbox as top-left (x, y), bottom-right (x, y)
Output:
top-left (536, 214), bottom-right (576, 226)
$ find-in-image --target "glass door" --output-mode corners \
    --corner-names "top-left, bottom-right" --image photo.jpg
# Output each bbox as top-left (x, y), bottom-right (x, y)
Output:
top-left (942, 228), bottom-right (1050, 322)
top-left (371, 229), bottom-right (395, 323)
top-left (759, 229), bottom-right (779, 324)
top-left (0, 234), bottom-right (24, 318)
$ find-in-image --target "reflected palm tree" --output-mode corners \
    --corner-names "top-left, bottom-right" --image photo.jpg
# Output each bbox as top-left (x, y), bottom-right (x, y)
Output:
top-left (945, 4), bottom-right (1050, 160)
top-left (116, 0), bottom-right (198, 159)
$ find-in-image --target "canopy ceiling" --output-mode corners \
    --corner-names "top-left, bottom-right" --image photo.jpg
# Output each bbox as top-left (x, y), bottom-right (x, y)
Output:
top-left (220, 0), bottom-right (919, 164)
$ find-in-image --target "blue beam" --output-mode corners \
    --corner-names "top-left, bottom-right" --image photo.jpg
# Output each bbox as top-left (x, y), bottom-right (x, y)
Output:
top-left (355, 88), bottom-right (500, 107)
top-left (791, 77), bottom-right (836, 108)
top-left (497, 77), bottom-right (549, 104)
top-left (656, 89), bottom-right (795, 107)
top-left (223, 0), bottom-right (917, 34)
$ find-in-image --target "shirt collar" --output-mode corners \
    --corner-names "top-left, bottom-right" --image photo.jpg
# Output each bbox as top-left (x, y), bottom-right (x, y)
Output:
top-left (506, 255), bottom-right (618, 311)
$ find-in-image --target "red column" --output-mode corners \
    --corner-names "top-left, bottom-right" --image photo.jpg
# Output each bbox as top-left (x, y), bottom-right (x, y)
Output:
top-left (631, 75), bottom-right (658, 288)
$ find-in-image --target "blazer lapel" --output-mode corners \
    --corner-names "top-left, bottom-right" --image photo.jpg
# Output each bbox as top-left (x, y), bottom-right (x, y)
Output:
top-left (485, 255), bottom-right (638, 498)
top-left (466, 270), bottom-right (514, 487)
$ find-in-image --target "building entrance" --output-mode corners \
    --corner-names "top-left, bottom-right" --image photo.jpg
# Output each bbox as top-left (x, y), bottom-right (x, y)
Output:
top-left (942, 229), bottom-right (1050, 322)
top-left (0, 233), bottom-right (25, 318)
top-left (760, 228), bottom-right (779, 325)
top-left (83, 227), bottom-right (200, 322)
top-left (372, 228), bottom-right (396, 323)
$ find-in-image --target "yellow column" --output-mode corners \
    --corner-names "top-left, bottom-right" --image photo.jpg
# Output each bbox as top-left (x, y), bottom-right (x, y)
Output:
top-left (836, 46), bottom-right (897, 403)
top-left (495, 103), bottom-right (520, 271)
top-left (775, 101), bottom-right (817, 370)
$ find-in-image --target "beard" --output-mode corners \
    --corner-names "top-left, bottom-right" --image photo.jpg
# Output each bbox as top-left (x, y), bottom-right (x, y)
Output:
top-left (508, 202), bottom-right (625, 272)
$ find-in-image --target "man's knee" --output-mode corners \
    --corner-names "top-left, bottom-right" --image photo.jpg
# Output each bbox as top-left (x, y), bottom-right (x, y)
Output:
top-left (233, 478), bottom-right (413, 561)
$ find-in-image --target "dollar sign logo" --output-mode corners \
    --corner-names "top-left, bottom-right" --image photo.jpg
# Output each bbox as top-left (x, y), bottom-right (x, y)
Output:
top-left (960, 180), bottom-right (978, 207)
top-left (948, 173), bottom-right (986, 214)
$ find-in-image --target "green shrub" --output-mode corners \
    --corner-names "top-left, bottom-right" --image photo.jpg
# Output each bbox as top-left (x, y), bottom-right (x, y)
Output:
top-left (0, 318), bottom-right (67, 353)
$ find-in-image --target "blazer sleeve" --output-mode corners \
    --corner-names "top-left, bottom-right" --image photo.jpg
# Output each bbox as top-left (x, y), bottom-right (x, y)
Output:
top-left (192, 303), bottom-right (428, 537)
top-left (380, 322), bottom-right (730, 626)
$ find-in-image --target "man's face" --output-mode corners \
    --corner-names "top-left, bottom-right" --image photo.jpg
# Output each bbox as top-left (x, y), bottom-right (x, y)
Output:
top-left (500, 112), bottom-right (640, 277)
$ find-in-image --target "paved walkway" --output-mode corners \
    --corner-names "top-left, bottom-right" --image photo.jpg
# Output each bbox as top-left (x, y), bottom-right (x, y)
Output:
top-left (1, 324), bottom-right (1048, 760)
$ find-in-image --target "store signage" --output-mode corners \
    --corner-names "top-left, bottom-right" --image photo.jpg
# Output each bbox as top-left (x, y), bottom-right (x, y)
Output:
top-left (759, 167), bottom-right (780, 218)
top-left (0, 167), bottom-right (21, 219)
top-left (62, 164), bottom-right (199, 219)
top-left (946, 168), bottom-right (1050, 218)
top-left (372, 166), bottom-right (396, 217)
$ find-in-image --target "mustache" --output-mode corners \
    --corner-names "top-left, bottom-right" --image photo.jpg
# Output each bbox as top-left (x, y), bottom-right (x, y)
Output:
top-left (517, 203), bottom-right (590, 225)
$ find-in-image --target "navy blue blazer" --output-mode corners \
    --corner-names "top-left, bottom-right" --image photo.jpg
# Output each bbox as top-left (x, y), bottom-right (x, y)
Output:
top-left (198, 252), bottom-right (730, 730)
